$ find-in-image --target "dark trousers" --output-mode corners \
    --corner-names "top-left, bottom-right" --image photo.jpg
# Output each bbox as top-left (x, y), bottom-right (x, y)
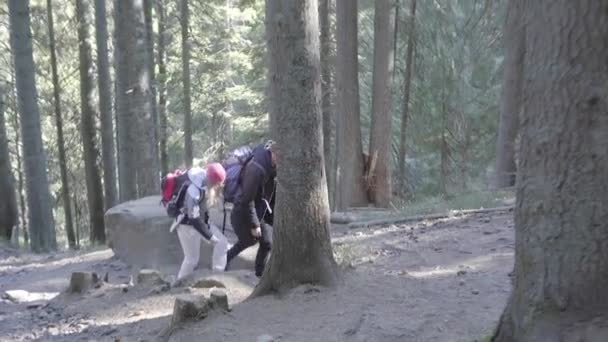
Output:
top-left (226, 207), bottom-right (272, 276)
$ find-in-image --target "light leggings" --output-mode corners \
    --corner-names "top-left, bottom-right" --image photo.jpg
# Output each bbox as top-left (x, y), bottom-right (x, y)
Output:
top-left (176, 224), bottom-right (202, 280)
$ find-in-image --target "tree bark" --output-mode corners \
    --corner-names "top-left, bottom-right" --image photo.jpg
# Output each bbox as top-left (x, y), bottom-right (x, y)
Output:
top-left (156, 0), bottom-right (169, 175)
top-left (47, 0), bottom-right (76, 248)
top-left (8, 0), bottom-right (57, 252)
top-left (114, 0), bottom-right (137, 202)
top-left (397, 0), bottom-right (416, 196)
top-left (94, 0), bottom-right (118, 210)
top-left (181, 0), bottom-right (193, 167)
top-left (76, 0), bottom-right (106, 244)
top-left (115, 0), bottom-right (160, 198)
top-left (368, 0), bottom-right (396, 207)
top-left (319, 0), bottom-right (333, 208)
top-left (334, 0), bottom-right (367, 211)
top-left (493, 1), bottom-right (608, 341)
top-left (253, 0), bottom-right (339, 295)
top-left (494, 0), bottom-right (524, 188)
top-left (144, 0), bottom-right (159, 161)
top-left (0, 87), bottom-right (18, 242)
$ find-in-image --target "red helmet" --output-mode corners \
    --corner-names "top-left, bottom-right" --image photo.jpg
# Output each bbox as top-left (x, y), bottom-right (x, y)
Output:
top-left (206, 162), bottom-right (226, 185)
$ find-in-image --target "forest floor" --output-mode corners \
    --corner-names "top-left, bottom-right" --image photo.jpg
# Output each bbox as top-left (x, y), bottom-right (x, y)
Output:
top-left (1, 204), bottom-right (515, 342)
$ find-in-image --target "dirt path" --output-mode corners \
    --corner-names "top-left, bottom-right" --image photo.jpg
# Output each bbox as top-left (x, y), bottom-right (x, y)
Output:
top-left (0, 209), bottom-right (514, 342)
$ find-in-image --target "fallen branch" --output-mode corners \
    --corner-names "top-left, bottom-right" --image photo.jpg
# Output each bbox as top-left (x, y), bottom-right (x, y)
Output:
top-left (347, 205), bottom-right (514, 229)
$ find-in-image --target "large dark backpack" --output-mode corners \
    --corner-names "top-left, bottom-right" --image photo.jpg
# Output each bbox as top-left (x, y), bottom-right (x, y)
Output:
top-left (222, 145), bottom-right (255, 203)
top-left (160, 169), bottom-right (191, 218)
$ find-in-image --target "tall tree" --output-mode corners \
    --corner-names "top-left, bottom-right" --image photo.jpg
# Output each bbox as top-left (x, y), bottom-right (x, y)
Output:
top-left (125, 0), bottom-right (160, 196)
top-left (492, 1), bottom-right (608, 340)
top-left (157, 0), bottom-right (168, 175)
top-left (181, 0), bottom-right (193, 167)
top-left (76, 0), bottom-right (106, 244)
top-left (114, 0), bottom-right (137, 202)
top-left (334, 0), bottom-right (367, 211)
top-left (48, 0), bottom-right (77, 248)
top-left (494, 0), bottom-right (524, 188)
top-left (368, 0), bottom-right (396, 207)
top-left (144, 0), bottom-right (159, 157)
top-left (254, 0), bottom-right (338, 295)
top-left (0, 86), bottom-right (18, 242)
top-left (397, 0), bottom-right (416, 196)
top-left (94, 0), bottom-right (118, 210)
top-left (9, 0), bottom-right (57, 252)
top-left (319, 0), bottom-right (332, 206)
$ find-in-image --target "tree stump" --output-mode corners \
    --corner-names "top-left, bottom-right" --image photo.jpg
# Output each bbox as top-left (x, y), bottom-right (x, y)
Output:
top-left (137, 269), bottom-right (165, 285)
top-left (68, 272), bottom-right (100, 293)
top-left (170, 294), bottom-right (209, 326)
top-left (209, 289), bottom-right (229, 311)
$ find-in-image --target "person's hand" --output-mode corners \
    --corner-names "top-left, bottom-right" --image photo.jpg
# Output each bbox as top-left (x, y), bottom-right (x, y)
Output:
top-left (210, 235), bottom-right (220, 245)
top-left (251, 227), bottom-right (262, 238)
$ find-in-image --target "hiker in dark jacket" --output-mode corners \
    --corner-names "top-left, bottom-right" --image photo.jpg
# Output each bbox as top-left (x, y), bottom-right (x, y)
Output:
top-left (226, 140), bottom-right (277, 277)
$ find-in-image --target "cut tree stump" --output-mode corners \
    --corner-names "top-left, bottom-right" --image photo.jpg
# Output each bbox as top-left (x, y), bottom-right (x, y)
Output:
top-left (137, 269), bottom-right (166, 285)
top-left (68, 272), bottom-right (100, 293)
top-left (209, 289), bottom-right (229, 311)
top-left (170, 294), bottom-right (210, 325)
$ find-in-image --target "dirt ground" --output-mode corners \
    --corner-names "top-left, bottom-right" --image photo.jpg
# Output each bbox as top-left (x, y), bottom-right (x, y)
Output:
top-left (0, 208), bottom-right (514, 342)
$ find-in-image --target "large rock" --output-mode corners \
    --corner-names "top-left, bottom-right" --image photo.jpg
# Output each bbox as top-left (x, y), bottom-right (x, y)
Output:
top-left (105, 196), bottom-right (256, 272)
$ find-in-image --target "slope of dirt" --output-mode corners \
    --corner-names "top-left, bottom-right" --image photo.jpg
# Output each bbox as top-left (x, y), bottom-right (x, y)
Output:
top-left (0, 209), bottom-right (514, 342)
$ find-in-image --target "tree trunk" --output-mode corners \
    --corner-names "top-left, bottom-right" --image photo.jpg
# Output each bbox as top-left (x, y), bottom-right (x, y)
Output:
top-left (144, 0), bottom-right (159, 160)
top-left (76, 0), bottom-right (106, 245)
top-left (492, 1), bottom-right (608, 341)
top-left (181, 0), bottom-right (193, 167)
top-left (94, 0), bottom-right (118, 211)
top-left (334, 0), bottom-right (367, 211)
top-left (126, 1), bottom-right (160, 196)
top-left (368, 0), bottom-right (395, 207)
top-left (8, 0), bottom-right (57, 252)
top-left (156, 0), bottom-right (169, 175)
top-left (0, 87), bottom-right (18, 242)
top-left (8, 79), bottom-right (27, 246)
top-left (319, 0), bottom-right (333, 208)
top-left (48, 0), bottom-right (76, 249)
top-left (253, 0), bottom-right (339, 295)
top-left (397, 0), bottom-right (416, 196)
top-left (494, 0), bottom-right (524, 188)
top-left (114, 0), bottom-right (137, 202)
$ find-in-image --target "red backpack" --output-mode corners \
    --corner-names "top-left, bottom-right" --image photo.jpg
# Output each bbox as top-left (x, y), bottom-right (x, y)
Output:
top-left (160, 169), bottom-right (190, 217)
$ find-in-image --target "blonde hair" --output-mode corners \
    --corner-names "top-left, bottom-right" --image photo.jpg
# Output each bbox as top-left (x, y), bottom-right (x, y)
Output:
top-left (205, 182), bottom-right (222, 209)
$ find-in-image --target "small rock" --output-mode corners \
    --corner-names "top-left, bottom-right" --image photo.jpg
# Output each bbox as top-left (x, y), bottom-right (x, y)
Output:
top-left (456, 270), bottom-right (467, 276)
top-left (257, 334), bottom-right (275, 342)
top-left (102, 328), bottom-right (119, 336)
top-left (122, 287), bottom-right (129, 293)
top-left (459, 280), bottom-right (465, 286)
top-left (472, 290), bottom-right (480, 295)
top-left (483, 218), bottom-right (491, 223)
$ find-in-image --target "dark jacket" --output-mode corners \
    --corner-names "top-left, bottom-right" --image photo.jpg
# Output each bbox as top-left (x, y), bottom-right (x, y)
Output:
top-left (233, 144), bottom-right (276, 228)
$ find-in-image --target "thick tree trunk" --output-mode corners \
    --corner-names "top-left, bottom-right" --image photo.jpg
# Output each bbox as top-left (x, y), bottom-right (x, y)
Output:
top-left (144, 0), bottom-right (159, 160)
top-left (254, 0), bottom-right (339, 295)
top-left (157, 0), bottom-right (169, 175)
top-left (94, 0), bottom-right (118, 211)
top-left (368, 0), bottom-right (395, 207)
top-left (397, 0), bottom-right (416, 196)
top-left (76, 0), bottom-right (106, 245)
top-left (319, 0), bottom-right (333, 208)
top-left (181, 0), bottom-right (193, 167)
top-left (114, 0), bottom-right (137, 202)
top-left (494, 0), bottom-right (524, 188)
top-left (48, 0), bottom-right (76, 248)
top-left (493, 1), bottom-right (608, 341)
top-left (334, 0), bottom-right (367, 211)
top-left (8, 81), bottom-right (27, 246)
top-left (8, 0), bottom-right (57, 252)
top-left (0, 88), bottom-right (18, 242)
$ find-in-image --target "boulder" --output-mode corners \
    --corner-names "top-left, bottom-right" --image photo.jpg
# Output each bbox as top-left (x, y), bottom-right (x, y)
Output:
top-left (105, 196), bottom-right (256, 272)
